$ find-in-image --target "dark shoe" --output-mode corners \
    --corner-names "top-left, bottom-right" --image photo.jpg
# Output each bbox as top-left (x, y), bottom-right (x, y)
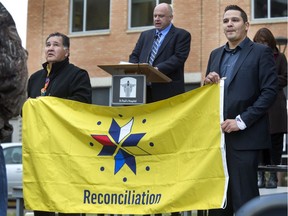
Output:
top-left (266, 172), bottom-right (278, 188)
top-left (257, 171), bottom-right (265, 188)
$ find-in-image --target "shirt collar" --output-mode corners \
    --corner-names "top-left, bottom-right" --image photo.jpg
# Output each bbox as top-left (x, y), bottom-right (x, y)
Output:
top-left (224, 37), bottom-right (249, 53)
top-left (156, 23), bottom-right (172, 37)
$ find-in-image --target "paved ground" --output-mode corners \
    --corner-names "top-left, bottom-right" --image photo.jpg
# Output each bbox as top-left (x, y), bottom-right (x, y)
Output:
top-left (259, 186), bottom-right (288, 195)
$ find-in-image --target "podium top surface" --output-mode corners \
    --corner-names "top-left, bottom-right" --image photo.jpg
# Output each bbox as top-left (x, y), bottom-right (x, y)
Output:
top-left (98, 63), bottom-right (172, 83)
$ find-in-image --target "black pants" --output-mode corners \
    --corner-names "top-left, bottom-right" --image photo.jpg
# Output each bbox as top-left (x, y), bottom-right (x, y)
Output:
top-left (259, 133), bottom-right (284, 165)
top-left (209, 145), bottom-right (260, 216)
top-left (270, 133), bottom-right (284, 165)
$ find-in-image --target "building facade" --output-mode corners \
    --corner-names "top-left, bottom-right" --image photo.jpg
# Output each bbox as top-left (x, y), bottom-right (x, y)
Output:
top-left (26, 0), bottom-right (287, 105)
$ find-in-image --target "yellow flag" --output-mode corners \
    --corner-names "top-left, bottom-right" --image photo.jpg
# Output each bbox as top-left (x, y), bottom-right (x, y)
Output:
top-left (22, 82), bottom-right (228, 214)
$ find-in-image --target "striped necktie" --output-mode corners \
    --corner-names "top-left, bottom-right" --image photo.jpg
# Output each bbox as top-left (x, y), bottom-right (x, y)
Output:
top-left (149, 32), bottom-right (162, 65)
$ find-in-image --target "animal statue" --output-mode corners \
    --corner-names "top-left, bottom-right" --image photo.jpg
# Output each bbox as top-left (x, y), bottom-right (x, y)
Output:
top-left (0, 3), bottom-right (28, 140)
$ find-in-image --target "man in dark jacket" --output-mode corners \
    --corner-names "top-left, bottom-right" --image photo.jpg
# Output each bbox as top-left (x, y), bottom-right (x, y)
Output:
top-left (27, 32), bottom-right (91, 103)
top-left (204, 5), bottom-right (278, 216)
top-left (129, 3), bottom-right (191, 103)
top-left (0, 3), bottom-right (28, 216)
top-left (27, 32), bottom-right (91, 216)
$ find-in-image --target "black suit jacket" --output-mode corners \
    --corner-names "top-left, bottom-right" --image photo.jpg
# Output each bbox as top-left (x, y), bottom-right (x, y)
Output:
top-left (206, 38), bottom-right (278, 150)
top-left (129, 25), bottom-right (191, 102)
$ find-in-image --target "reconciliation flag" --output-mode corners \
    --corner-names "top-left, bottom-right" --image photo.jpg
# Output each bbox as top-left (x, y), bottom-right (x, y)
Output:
top-left (22, 81), bottom-right (228, 214)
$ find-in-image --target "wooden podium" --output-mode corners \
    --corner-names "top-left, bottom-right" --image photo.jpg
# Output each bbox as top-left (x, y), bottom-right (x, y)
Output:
top-left (98, 64), bottom-right (171, 105)
top-left (98, 63), bottom-right (172, 83)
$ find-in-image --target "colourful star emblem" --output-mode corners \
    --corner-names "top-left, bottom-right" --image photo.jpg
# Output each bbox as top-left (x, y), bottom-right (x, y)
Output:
top-left (91, 118), bottom-right (148, 175)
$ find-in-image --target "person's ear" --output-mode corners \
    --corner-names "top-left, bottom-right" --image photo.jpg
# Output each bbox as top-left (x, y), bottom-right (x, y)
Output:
top-left (245, 21), bottom-right (249, 31)
top-left (65, 48), bottom-right (70, 57)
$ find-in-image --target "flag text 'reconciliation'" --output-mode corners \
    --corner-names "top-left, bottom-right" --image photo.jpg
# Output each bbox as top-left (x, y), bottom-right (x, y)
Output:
top-left (83, 190), bottom-right (162, 205)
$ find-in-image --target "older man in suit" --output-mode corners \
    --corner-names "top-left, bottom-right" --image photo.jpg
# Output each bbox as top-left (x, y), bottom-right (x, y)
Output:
top-left (129, 3), bottom-right (191, 103)
top-left (204, 5), bottom-right (278, 216)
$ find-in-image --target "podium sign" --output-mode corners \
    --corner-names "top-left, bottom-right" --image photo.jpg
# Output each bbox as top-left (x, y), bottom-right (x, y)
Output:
top-left (98, 64), bottom-right (171, 105)
top-left (112, 75), bottom-right (146, 105)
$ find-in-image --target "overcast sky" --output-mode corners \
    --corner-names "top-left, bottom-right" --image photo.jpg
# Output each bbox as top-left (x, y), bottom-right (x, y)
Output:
top-left (1, 0), bottom-right (28, 48)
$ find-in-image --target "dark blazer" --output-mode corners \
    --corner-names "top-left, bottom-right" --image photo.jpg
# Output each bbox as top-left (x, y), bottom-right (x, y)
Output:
top-left (129, 24), bottom-right (191, 102)
top-left (206, 38), bottom-right (278, 150)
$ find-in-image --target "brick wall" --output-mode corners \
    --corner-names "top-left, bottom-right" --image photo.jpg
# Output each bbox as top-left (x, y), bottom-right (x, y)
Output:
top-left (26, 0), bottom-right (288, 82)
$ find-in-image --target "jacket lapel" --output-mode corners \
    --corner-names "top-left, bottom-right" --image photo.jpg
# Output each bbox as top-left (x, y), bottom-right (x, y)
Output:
top-left (215, 48), bottom-right (225, 75)
top-left (155, 25), bottom-right (175, 59)
top-left (227, 39), bottom-right (254, 87)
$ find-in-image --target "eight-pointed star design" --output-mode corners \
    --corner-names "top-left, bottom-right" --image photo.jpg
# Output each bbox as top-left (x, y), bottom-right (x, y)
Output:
top-left (91, 118), bottom-right (146, 174)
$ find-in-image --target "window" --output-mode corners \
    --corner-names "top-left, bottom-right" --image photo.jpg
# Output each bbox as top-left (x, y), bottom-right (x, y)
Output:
top-left (4, 146), bottom-right (22, 164)
top-left (252, 0), bottom-right (287, 20)
top-left (70, 0), bottom-right (110, 33)
top-left (129, 0), bottom-right (172, 29)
